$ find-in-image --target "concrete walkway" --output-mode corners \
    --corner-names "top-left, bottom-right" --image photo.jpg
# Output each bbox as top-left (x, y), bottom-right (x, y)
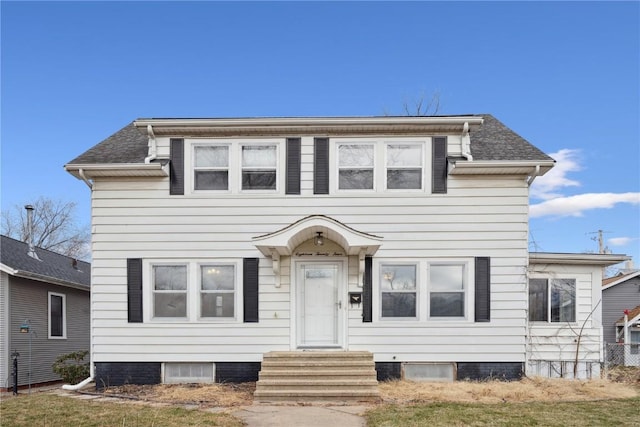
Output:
top-left (231, 404), bottom-right (368, 427)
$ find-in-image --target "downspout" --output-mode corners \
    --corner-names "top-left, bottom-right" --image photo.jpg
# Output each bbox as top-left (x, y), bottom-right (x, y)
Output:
top-left (526, 165), bottom-right (541, 186)
top-left (144, 125), bottom-right (157, 164)
top-left (61, 364), bottom-right (94, 391)
top-left (461, 122), bottom-right (473, 161)
top-left (78, 169), bottom-right (93, 190)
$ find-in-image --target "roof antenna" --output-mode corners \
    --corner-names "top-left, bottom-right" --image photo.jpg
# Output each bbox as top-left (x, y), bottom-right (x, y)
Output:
top-left (24, 205), bottom-right (41, 261)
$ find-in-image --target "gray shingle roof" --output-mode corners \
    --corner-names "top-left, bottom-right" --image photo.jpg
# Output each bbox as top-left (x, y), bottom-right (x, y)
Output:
top-left (66, 115), bottom-right (554, 165)
top-left (0, 235), bottom-right (91, 290)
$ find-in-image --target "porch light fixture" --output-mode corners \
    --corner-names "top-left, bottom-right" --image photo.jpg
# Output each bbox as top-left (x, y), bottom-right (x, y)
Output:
top-left (314, 232), bottom-right (324, 246)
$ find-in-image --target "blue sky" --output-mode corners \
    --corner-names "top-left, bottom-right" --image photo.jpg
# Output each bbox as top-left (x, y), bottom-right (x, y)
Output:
top-left (1, 1), bottom-right (639, 271)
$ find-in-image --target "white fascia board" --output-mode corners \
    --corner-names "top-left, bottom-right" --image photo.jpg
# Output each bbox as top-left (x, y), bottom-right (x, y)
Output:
top-left (134, 116), bottom-right (484, 128)
top-left (530, 252), bottom-right (631, 266)
top-left (449, 160), bottom-right (555, 176)
top-left (0, 263), bottom-right (18, 275)
top-left (64, 162), bottom-right (169, 179)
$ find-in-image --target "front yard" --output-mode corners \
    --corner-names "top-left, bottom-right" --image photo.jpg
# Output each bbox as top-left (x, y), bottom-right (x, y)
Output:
top-left (1, 372), bottom-right (639, 426)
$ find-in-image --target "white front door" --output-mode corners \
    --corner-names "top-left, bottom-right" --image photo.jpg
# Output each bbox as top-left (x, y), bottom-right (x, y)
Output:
top-left (296, 262), bottom-right (344, 348)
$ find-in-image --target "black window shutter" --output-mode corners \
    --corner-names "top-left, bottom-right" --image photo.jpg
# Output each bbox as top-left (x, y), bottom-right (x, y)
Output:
top-left (127, 258), bottom-right (143, 323)
top-left (474, 257), bottom-right (491, 322)
top-left (432, 136), bottom-right (447, 194)
top-left (286, 138), bottom-right (301, 195)
top-left (363, 256), bottom-right (373, 322)
top-left (314, 137), bottom-right (329, 194)
top-left (170, 138), bottom-right (184, 195)
top-left (243, 258), bottom-right (259, 323)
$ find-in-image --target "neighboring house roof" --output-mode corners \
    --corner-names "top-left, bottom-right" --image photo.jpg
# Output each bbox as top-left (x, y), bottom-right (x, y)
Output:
top-left (0, 235), bottom-right (90, 291)
top-left (615, 305), bottom-right (640, 325)
top-left (602, 270), bottom-right (640, 290)
top-left (66, 114), bottom-right (554, 165)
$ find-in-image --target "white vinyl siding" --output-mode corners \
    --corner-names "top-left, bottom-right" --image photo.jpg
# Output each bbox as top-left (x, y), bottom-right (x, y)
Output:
top-left (88, 134), bottom-right (531, 364)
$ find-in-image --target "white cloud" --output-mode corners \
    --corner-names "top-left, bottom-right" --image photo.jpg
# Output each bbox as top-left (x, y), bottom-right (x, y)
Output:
top-left (608, 237), bottom-right (638, 247)
top-left (530, 149), bottom-right (581, 200)
top-left (530, 192), bottom-right (640, 218)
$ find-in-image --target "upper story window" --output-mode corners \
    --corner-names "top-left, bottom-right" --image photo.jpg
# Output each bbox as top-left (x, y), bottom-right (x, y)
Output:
top-left (337, 143), bottom-right (374, 190)
top-left (48, 292), bottom-right (66, 339)
top-left (153, 265), bottom-right (188, 318)
top-left (529, 278), bottom-right (576, 322)
top-left (429, 264), bottom-right (466, 318)
top-left (242, 145), bottom-right (277, 190)
top-left (386, 143), bottom-right (423, 190)
top-left (194, 145), bottom-right (229, 191)
top-left (200, 264), bottom-right (236, 318)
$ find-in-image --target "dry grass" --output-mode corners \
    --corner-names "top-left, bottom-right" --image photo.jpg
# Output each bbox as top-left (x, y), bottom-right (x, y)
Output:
top-left (378, 376), bottom-right (639, 404)
top-left (101, 382), bottom-right (255, 407)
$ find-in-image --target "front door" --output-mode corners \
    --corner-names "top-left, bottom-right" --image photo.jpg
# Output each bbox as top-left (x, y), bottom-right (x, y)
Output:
top-left (296, 262), bottom-right (344, 348)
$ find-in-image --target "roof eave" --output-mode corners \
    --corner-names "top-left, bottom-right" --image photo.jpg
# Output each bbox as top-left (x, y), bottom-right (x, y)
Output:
top-left (1, 265), bottom-right (90, 291)
top-left (530, 252), bottom-right (631, 266)
top-left (64, 162), bottom-right (169, 179)
top-left (450, 160), bottom-right (555, 176)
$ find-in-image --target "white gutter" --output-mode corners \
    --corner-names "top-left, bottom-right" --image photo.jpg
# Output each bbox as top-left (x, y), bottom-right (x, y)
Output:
top-left (144, 125), bottom-right (157, 164)
top-left (461, 122), bottom-right (473, 161)
top-left (78, 169), bottom-right (93, 189)
top-left (526, 164), bottom-right (541, 186)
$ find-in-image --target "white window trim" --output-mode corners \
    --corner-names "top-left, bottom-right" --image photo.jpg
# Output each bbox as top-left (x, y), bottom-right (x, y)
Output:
top-left (335, 142), bottom-right (376, 192)
top-left (331, 137), bottom-right (430, 194)
top-left (378, 261), bottom-right (420, 321)
top-left (48, 291), bottom-right (67, 339)
top-left (239, 142), bottom-right (280, 193)
top-left (144, 259), bottom-right (242, 323)
top-left (192, 143), bottom-right (232, 193)
top-left (150, 263), bottom-right (189, 320)
top-left (427, 261), bottom-right (473, 321)
top-left (528, 277), bottom-right (577, 324)
top-left (384, 142), bottom-right (425, 191)
top-left (186, 138), bottom-right (284, 195)
top-left (198, 262), bottom-right (238, 320)
top-left (374, 258), bottom-right (475, 323)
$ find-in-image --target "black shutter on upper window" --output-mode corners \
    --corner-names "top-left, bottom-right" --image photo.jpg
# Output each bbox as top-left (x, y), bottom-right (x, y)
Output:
top-left (474, 257), bottom-right (491, 322)
top-left (286, 138), bottom-right (301, 195)
top-left (314, 137), bottom-right (329, 194)
top-left (363, 256), bottom-right (373, 323)
top-left (243, 258), bottom-right (259, 323)
top-left (170, 138), bottom-right (185, 195)
top-left (432, 136), bottom-right (447, 194)
top-left (127, 258), bottom-right (143, 323)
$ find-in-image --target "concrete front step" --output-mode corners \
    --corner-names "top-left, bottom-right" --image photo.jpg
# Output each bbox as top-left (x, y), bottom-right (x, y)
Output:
top-left (255, 351), bottom-right (380, 403)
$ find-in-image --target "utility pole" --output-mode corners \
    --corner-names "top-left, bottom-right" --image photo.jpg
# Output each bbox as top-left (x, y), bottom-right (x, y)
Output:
top-left (587, 229), bottom-right (611, 254)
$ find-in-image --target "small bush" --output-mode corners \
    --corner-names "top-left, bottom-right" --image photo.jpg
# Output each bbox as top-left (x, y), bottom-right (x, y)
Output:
top-left (52, 350), bottom-right (89, 384)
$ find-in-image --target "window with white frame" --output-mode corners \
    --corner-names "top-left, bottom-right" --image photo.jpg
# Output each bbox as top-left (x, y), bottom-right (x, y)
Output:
top-left (386, 143), bottom-right (423, 189)
top-left (528, 278), bottom-right (576, 322)
top-left (428, 264), bottom-right (466, 318)
top-left (48, 292), bottom-right (66, 338)
top-left (200, 264), bottom-right (236, 318)
top-left (380, 264), bottom-right (417, 318)
top-left (153, 265), bottom-right (188, 318)
top-left (193, 145), bottom-right (229, 191)
top-left (241, 144), bottom-right (277, 190)
top-left (337, 143), bottom-right (374, 190)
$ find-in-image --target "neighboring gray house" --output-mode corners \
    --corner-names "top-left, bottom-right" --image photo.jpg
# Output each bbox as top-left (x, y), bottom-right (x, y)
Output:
top-left (0, 235), bottom-right (90, 391)
top-left (602, 270), bottom-right (640, 365)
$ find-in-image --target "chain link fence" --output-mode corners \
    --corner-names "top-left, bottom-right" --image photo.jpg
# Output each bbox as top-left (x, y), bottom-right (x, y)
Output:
top-left (605, 343), bottom-right (640, 368)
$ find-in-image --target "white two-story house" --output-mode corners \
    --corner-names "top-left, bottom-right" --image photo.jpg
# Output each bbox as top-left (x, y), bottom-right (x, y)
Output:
top-left (65, 115), bottom-right (628, 391)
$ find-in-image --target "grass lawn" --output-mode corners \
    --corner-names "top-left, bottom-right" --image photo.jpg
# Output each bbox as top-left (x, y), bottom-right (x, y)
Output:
top-left (365, 396), bottom-right (640, 427)
top-left (0, 393), bottom-right (243, 427)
